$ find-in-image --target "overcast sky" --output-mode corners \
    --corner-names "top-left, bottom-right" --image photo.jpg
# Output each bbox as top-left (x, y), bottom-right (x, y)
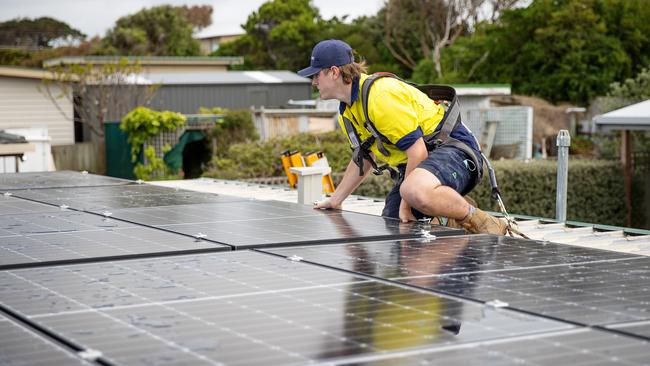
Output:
top-left (0, 0), bottom-right (384, 38)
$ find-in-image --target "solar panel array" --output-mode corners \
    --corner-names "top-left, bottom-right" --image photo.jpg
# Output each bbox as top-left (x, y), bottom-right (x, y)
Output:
top-left (0, 171), bottom-right (648, 365)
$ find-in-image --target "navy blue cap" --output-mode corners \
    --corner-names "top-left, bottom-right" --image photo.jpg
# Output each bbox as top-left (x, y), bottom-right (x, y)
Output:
top-left (298, 39), bottom-right (354, 77)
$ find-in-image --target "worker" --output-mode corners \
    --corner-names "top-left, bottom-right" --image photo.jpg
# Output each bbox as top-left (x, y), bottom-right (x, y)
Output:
top-left (298, 39), bottom-right (508, 235)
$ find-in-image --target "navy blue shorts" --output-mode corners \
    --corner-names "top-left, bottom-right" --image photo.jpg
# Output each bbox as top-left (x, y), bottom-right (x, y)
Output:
top-left (381, 145), bottom-right (481, 219)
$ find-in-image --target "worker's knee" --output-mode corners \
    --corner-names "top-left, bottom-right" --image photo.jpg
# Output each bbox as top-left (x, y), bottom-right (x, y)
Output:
top-left (400, 172), bottom-right (438, 209)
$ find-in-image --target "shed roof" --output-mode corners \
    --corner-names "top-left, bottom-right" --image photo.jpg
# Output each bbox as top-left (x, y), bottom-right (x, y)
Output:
top-left (141, 71), bottom-right (310, 85)
top-left (594, 99), bottom-right (650, 131)
top-left (43, 56), bottom-right (243, 68)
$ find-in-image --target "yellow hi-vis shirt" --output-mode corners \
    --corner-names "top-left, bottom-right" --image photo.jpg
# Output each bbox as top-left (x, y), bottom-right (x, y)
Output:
top-left (338, 73), bottom-right (446, 167)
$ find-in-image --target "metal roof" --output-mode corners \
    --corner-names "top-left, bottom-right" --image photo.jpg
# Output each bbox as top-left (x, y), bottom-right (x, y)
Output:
top-left (142, 70), bottom-right (310, 85)
top-left (149, 178), bottom-right (650, 256)
top-left (594, 99), bottom-right (650, 131)
top-left (43, 56), bottom-right (244, 67)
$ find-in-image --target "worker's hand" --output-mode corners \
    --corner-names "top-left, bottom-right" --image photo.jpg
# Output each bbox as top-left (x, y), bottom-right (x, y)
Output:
top-left (399, 200), bottom-right (417, 223)
top-left (314, 197), bottom-right (342, 210)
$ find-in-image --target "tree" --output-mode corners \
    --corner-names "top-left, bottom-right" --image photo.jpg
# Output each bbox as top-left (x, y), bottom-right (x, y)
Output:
top-left (179, 5), bottom-right (213, 31)
top-left (0, 17), bottom-right (85, 49)
top-left (41, 59), bottom-right (158, 139)
top-left (102, 5), bottom-right (200, 56)
top-left (214, 0), bottom-right (328, 70)
top-left (382, 0), bottom-right (520, 79)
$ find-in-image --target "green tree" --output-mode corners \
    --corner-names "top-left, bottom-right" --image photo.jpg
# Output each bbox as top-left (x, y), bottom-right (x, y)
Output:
top-left (0, 17), bottom-right (85, 49)
top-left (435, 0), bottom-right (648, 104)
top-left (102, 5), bottom-right (200, 56)
top-left (214, 0), bottom-right (328, 70)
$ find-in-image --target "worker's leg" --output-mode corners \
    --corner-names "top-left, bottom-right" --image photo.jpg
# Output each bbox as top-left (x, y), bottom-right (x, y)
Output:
top-left (400, 145), bottom-right (507, 235)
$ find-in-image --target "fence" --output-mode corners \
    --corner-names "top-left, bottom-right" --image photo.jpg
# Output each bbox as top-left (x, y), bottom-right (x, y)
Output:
top-left (465, 106), bottom-right (534, 160)
top-left (52, 142), bottom-right (106, 174)
top-left (251, 107), bottom-right (339, 141)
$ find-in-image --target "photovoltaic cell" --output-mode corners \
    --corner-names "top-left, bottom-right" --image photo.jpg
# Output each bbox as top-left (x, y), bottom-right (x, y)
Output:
top-left (328, 328), bottom-right (650, 366)
top-left (0, 195), bottom-right (61, 216)
top-left (105, 200), bottom-right (462, 248)
top-left (431, 258), bottom-right (650, 326)
top-left (263, 236), bottom-right (650, 326)
top-left (0, 226), bottom-right (228, 270)
top-left (0, 210), bottom-right (135, 237)
top-left (0, 316), bottom-right (89, 366)
top-left (263, 234), bottom-right (641, 278)
top-left (12, 184), bottom-right (244, 211)
top-left (0, 171), bottom-right (131, 190)
top-left (0, 251), bottom-right (571, 366)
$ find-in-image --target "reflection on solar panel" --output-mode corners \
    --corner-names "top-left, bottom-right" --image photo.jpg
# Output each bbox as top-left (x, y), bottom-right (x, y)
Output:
top-left (105, 200), bottom-right (461, 248)
top-left (264, 235), bottom-right (640, 276)
top-left (0, 171), bottom-right (131, 190)
top-left (264, 235), bottom-right (650, 326)
top-left (0, 226), bottom-right (228, 270)
top-left (607, 320), bottom-right (650, 340)
top-left (12, 184), bottom-right (244, 211)
top-left (2, 172), bottom-right (648, 365)
top-left (0, 316), bottom-right (88, 365)
top-left (0, 211), bottom-right (134, 237)
top-left (329, 328), bottom-right (650, 365)
top-left (0, 251), bottom-right (571, 365)
top-left (0, 195), bottom-right (61, 215)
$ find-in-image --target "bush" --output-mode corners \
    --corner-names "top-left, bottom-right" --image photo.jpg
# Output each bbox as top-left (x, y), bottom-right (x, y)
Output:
top-left (203, 131), bottom-right (349, 179)
top-left (199, 107), bottom-right (259, 156)
top-left (202, 131), bottom-right (637, 227)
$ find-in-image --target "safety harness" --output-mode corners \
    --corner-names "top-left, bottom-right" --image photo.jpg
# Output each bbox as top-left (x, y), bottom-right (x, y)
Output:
top-left (341, 72), bottom-right (526, 238)
top-left (341, 72), bottom-right (483, 194)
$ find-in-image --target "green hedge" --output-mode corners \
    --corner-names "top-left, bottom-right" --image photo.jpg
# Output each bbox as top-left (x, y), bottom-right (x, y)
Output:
top-left (203, 133), bottom-right (638, 228)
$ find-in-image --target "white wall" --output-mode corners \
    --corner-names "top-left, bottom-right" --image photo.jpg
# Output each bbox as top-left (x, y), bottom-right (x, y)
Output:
top-left (0, 76), bottom-right (74, 146)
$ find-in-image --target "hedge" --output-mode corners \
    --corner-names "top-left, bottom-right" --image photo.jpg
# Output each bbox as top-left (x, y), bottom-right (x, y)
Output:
top-left (203, 132), bottom-right (638, 228)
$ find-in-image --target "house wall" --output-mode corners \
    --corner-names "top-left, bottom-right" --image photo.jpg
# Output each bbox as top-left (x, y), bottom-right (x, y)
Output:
top-left (0, 76), bottom-right (74, 146)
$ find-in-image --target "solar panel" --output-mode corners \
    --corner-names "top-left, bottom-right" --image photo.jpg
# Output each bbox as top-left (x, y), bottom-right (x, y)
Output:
top-left (263, 235), bottom-right (650, 326)
top-left (0, 316), bottom-right (91, 365)
top-left (0, 251), bottom-right (572, 366)
top-left (0, 210), bottom-right (135, 237)
top-left (12, 184), bottom-right (244, 211)
top-left (606, 320), bottom-right (650, 340)
top-left (0, 195), bottom-right (61, 215)
top-left (326, 328), bottom-right (650, 366)
top-left (263, 234), bottom-right (640, 279)
top-left (0, 226), bottom-right (229, 270)
top-left (105, 200), bottom-right (462, 248)
top-left (0, 171), bottom-right (131, 190)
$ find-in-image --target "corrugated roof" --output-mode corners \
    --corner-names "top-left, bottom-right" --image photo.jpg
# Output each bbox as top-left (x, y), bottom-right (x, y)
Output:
top-left (149, 178), bottom-right (650, 256)
top-left (142, 70), bottom-right (311, 85)
top-left (43, 56), bottom-right (243, 67)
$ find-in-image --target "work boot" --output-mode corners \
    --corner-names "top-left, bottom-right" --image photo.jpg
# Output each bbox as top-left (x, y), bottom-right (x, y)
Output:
top-left (458, 207), bottom-right (508, 235)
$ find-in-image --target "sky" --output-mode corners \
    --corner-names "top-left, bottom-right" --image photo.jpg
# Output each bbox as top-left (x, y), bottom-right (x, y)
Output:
top-left (0, 0), bottom-right (384, 38)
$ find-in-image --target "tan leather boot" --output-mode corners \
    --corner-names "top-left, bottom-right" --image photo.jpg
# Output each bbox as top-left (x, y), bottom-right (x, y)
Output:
top-left (458, 207), bottom-right (508, 235)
